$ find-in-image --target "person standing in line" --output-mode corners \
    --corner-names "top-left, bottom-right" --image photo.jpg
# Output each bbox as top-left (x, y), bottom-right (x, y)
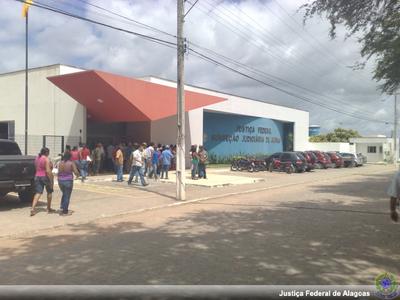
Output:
top-left (115, 144), bottom-right (124, 182)
top-left (148, 146), bottom-right (160, 180)
top-left (156, 144), bottom-right (163, 177)
top-left (98, 143), bottom-right (105, 173)
top-left (145, 142), bottom-right (155, 177)
top-left (92, 143), bottom-right (102, 176)
top-left (160, 145), bottom-right (173, 180)
top-left (198, 145), bottom-right (208, 179)
top-left (78, 144), bottom-right (90, 182)
top-left (128, 144), bottom-right (148, 186)
top-left (57, 152), bottom-right (80, 216)
top-left (190, 145), bottom-right (199, 180)
top-left (387, 170), bottom-right (400, 222)
top-left (64, 145), bottom-right (71, 156)
top-left (106, 144), bottom-right (115, 172)
top-left (124, 142), bottom-right (133, 173)
top-left (30, 147), bottom-right (55, 216)
top-left (70, 146), bottom-right (80, 179)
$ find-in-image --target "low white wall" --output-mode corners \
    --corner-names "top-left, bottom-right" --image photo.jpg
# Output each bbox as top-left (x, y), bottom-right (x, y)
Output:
top-left (308, 142), bottom-right (351, 153)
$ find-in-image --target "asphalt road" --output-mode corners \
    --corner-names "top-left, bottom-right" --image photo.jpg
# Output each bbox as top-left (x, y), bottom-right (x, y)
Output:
top-left (0, 167), bottom-right (399, 285)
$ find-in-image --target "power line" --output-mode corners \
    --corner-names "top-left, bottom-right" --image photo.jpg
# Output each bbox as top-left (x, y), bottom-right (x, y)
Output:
top-left (188, 47), bottom-right (391, 124)
top-left (13, 0), bottom-right (390, 124)
top-left (196, 0), bottom-right (328, 79)
top-left (15, 0), bottom-right (177, 49)
top-left (76, 0), bottom-right (177, 39)
top-left (269, 0), bottom-right (372, 81)
top-left (187, 0), bottom-right (379, 116)
top-left (55, 0), bottom-right (379, 117)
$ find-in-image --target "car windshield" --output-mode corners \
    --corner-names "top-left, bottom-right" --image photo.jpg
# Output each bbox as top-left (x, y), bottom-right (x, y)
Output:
top-left (0, 142), bottom-right (21, 155)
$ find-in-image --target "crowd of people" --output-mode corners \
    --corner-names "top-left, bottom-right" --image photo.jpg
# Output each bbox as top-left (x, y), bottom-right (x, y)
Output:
top-left (29, 142), bottom-right (209, 217)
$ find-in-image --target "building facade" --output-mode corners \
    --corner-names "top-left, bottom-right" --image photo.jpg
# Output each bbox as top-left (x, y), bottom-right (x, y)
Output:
top-left (0, 64), bottom-right (309, 161)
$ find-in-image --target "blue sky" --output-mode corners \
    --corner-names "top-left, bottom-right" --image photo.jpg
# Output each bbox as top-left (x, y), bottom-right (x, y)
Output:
top-left (0, 0), bottom-right (393, 136)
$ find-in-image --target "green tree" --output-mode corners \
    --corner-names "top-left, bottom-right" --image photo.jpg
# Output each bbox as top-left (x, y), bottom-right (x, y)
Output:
top-left (309, 128), bottom-right (361, 142)
top-left (302, 0), bottom-right (400, 94)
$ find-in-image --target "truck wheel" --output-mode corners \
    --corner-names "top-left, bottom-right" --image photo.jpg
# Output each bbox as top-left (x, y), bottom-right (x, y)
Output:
top-left (18, 187), bottom-right (35, 203)
top-left (230, 164), bottom-right (237, 171)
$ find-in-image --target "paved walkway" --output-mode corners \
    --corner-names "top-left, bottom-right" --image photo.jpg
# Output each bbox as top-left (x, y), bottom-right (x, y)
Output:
top-left (83, 168), bottom-right (264, 187)
top-left (0, 164), bottom-right (395, 238)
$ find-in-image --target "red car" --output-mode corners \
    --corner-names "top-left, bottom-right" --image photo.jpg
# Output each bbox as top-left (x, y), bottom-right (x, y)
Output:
top-left (327, 152), bottom-right (344, 168)
top-left (310, 151), bottom-right (331, 169)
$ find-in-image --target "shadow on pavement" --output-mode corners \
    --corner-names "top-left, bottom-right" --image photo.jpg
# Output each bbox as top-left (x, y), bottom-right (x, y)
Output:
top-left (0, 172), bottom-right (398, 285)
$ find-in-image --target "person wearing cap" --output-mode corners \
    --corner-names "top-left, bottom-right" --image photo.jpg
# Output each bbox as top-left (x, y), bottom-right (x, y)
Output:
top-left (160, 145), bottom-right (174, 180)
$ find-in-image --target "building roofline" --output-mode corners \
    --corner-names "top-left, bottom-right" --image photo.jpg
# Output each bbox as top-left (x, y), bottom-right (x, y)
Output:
top-left (140, 75), bottom-right (309, 113)
top-left (0, 64), bottom-right (86, 77)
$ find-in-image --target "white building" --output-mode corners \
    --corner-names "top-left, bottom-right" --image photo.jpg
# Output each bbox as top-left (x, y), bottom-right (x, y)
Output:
top-left (349, 136), bottom-right (398, 163)
top-left (0, 64), bottom-right (309, 162)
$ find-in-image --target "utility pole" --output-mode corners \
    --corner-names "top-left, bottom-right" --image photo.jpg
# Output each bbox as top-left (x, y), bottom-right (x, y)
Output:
top-left (24, 10), bottom-right (29, 155)
top-left (176, 0), bottom-right (186, 201)
top-left (395, 93), bottom-right (398, 166)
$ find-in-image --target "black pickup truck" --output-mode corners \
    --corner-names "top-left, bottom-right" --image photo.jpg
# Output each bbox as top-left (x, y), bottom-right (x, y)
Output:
top-left (0, 139), bottom-right (36, 202)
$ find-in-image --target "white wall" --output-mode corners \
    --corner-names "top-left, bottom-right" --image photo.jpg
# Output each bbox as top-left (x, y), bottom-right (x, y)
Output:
top-left (0, 65), bottom-right (86, 155)
top-left (308, 142), bottom-right (351, 153)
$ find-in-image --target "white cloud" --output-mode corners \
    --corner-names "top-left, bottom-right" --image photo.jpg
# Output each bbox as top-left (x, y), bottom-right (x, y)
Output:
top-left (0, 0), bottom-right (394, 136)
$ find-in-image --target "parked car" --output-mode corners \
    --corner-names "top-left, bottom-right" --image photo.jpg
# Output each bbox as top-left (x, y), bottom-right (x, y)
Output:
top-left (0, 139), bottom-right (36, 202)
top-left (322, 153), bottom-right (334, 168)
top-left (304, 151), bottom-right (318, 165)
top-left (310, 151), bottom-right (330, 169)
top-left (339, 152), bottom-right (357, 167)
top-left (267, 152), bottom-right (307, 173)
top-left (327, 152), bottom-right (344, 168)
top-left (296, 151), bottom-right (315, 171)
top-left (265, 152), bottom-right (282, 169)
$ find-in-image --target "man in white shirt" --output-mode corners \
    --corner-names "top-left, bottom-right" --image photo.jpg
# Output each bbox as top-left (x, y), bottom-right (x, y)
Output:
top-left (128, 144), bottom-right (148, 186)
top-left (144, 142), bottom-right (154, 176)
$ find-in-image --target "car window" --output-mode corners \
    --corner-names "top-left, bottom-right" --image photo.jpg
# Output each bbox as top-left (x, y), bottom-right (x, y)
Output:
top-left (281, 153), bottom-right (291, 160)
top-left (0, 141), bottom-right (21, 155)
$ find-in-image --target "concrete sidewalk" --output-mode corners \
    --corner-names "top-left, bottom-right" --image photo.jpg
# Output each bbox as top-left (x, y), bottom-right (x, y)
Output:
top-left (83, 168), bottom-right (264, 187)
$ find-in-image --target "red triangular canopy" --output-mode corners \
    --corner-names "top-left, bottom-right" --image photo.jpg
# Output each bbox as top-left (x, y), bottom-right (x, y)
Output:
top-left (47, 70), bottom-right (226, 122)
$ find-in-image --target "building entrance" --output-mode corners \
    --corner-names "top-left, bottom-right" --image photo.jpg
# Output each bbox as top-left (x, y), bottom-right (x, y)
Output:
top-left (86, 120), bottom-right (151, 148)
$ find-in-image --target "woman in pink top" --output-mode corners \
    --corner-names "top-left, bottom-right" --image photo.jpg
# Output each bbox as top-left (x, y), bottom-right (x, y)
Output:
top-left (31, 147), bottom-right (54, 216)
